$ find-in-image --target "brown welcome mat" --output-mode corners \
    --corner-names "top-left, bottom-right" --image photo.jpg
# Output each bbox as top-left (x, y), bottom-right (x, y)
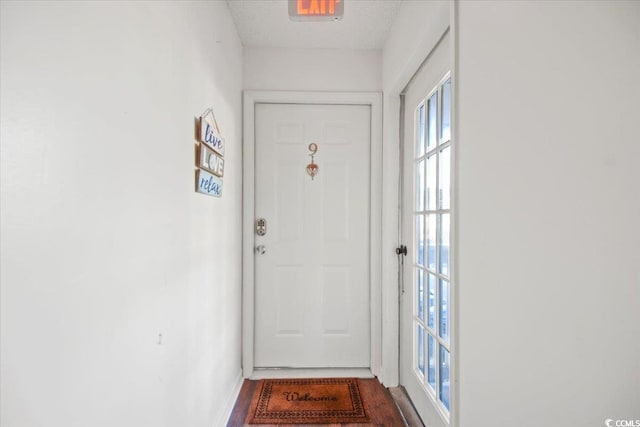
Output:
top-left (246, 377), bottom-right (370, 424)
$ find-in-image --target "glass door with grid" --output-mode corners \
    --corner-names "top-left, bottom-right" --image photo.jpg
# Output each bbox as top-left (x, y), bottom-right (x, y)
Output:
top-left (400, 32), bottom-right (453, 427)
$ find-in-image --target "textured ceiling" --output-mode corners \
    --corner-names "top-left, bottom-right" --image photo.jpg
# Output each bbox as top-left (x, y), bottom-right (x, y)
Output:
top-left (226, 0), bottom-right (403, 49)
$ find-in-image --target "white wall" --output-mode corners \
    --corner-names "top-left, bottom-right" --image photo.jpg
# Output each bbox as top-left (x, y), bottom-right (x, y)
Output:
top-left (244, 47), bottom-right (381, 91)
top-left (382, 0), bottom-right (450, 94)
top-left (0, 2), bottom-right (243, 427)
top-left (456, 1), bottom-right (640, 426)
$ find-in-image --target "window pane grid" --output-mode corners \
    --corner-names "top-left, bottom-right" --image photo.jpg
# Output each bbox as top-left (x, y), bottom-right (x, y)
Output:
top-left (416, 159), bottom-right (425, 211)
top-left (416, 325), bottom-right (425, 376)
top-left (427, 333), bottom-right (436, 391)
top-left (412, 76), bottom-right (452, 416)
top-left (417, 103), bottom-right (426, 157)
top-left (427, 93), bottom-right (437, 151)
top-left (441, 79), bottom-right (451, 143)
top-left (416, 269), bottom-right (424, 321)
top-left (415, 215), bottom-right (424, 267)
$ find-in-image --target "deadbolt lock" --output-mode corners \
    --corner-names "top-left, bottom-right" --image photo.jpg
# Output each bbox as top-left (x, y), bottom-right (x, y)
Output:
top-left (256, 218), bottom-right (267, 236)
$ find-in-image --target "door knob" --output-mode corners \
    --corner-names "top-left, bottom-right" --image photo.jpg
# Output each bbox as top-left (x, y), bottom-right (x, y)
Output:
top-left (255, 245), bottom-right (267, 255)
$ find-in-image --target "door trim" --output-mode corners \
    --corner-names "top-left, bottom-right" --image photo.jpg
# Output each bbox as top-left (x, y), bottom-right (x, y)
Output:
top-left (242, 91), bottom-right (383, 380)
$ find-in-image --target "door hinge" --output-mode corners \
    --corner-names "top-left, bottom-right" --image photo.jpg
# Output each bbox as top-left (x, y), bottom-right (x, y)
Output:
top-left (395, 245), bottom-right (407, 256)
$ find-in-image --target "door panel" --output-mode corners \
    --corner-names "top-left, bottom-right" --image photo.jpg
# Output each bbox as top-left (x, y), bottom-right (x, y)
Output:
top-left (401, 32), bottom-right (452, 427)
top-left (254, 103), bottom-right (371, 368)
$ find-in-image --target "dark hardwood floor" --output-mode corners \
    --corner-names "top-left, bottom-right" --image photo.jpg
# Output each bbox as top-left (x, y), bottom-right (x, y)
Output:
top-left (226, 378), bottom-right (407, 427)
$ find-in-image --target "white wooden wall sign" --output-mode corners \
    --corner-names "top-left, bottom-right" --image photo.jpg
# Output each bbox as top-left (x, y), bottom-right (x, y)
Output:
top-left (194, 108), bottom-right (225, 198)
top-left (199, 109), bottom-right (225, 156)
top-left (197, 143), bottom-right (225, 177)
top-left (196, 169), bottom-right (223, 197)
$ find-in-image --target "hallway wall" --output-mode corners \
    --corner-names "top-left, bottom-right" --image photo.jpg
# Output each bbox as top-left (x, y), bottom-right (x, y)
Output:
top-left (244, 47), bottom-right (381, 92)
top-left (456, 1), bottom-right (640, 426)
top-left (383, 1), bottom-right (640, 426)
top-left (0, 2), bottom-right (243, 427)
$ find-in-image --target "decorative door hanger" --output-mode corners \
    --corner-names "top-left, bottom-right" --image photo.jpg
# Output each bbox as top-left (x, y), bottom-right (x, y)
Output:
top-left (306, 143), bottom-right (318, 180)
top-left (195, 108), bottom-right (225, 197)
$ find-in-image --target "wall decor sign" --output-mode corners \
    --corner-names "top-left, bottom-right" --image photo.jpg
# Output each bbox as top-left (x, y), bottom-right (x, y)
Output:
top-left (194, 108), bottom-right (225, 197)
top-left (199, 109), bottom-right (225, 156)
top-left (196, 169), bottom-right (223, 197)
top-left (197, 143), bottom-right (225, 177)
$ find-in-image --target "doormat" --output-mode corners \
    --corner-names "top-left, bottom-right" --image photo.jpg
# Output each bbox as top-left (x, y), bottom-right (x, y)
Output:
top-left (246, 378), bottom-right (370, 424)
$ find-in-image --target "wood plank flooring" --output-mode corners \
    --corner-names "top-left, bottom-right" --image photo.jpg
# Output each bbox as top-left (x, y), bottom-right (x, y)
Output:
top-left (388, 387), bottom-right (424, 427)
top-left (226, 378), bottom-right (407, 427)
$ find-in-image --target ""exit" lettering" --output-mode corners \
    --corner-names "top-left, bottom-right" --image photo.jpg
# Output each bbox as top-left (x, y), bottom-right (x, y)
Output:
top-left (297, 0), bottom-right (341, 15)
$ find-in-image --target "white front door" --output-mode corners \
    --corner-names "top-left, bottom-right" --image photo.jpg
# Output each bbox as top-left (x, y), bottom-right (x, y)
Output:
top-left (400, 32), bottom-right (453, 427)
top-left (253, 103), bottom-right (371, 368)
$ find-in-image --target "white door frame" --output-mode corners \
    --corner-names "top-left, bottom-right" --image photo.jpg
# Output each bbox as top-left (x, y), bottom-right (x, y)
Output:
top-left (242, 91), bottom-right (384, 380)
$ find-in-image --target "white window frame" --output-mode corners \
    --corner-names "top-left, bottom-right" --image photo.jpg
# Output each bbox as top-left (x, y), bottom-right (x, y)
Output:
top-left (411, 72), bottom-right (453, 420)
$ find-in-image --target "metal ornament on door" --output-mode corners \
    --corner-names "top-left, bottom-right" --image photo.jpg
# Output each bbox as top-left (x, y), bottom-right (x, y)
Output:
top-left (306, 143), bottom-right (319, 180)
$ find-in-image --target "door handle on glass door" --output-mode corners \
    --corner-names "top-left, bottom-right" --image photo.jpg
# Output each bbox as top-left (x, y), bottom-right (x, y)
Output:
top-left (255, 245), bottom-right (267, 255)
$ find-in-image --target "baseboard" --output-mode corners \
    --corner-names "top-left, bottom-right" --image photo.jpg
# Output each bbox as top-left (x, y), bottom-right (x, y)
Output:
top-left (250, 367), bottom-right (375, 380)
top-left (214, 370), bottom-right (244, 427)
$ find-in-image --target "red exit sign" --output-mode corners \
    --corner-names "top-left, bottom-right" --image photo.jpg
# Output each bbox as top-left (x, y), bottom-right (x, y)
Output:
top-left (288, 0), bottom-right (344, 21)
